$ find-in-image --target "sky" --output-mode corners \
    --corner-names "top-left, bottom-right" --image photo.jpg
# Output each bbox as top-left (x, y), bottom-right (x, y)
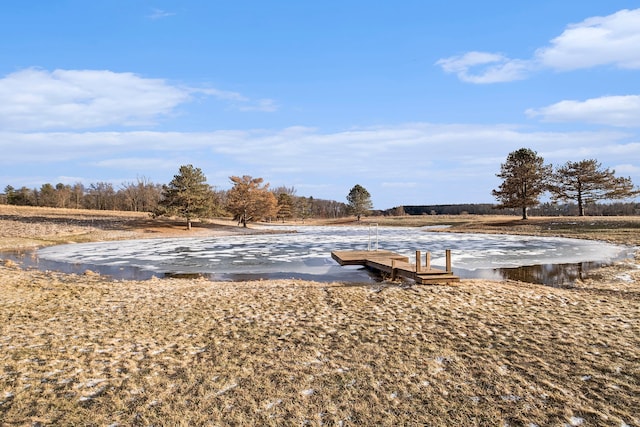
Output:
top-left (1, 1), bottom-right (639, 209)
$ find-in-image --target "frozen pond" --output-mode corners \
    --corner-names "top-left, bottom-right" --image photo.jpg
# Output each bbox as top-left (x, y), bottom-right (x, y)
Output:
top-left (28, 225), bottom-right (632, 285)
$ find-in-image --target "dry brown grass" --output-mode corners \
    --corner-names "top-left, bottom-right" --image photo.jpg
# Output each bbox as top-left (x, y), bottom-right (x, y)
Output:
top-left (0, 205), bottom-right (267, 251)
top-left (1, 207), bottom-right (639, 426)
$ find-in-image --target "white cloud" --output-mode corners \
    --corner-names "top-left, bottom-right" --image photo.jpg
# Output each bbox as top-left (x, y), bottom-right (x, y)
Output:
top-left (198, 87), bottom-right (250, 102)
top-left (437, 8), bottom-right (640, 83)
top-left (436, 51), bottom-right (505, 74)
top-left (2, 123), bottom-right (637, 206)
top-left (1, 124), bottom-right (632, 173)
top-left (0, 68), bottom-right (277, 131)
top-left (91, 157), bottom-right (181, 170)
top-left (526, 95), bottom-right (640, 127)
top-left (614, 163), bottom-right (640, 174)
top-left (381, 182), bottom-right (418, 188)
top-left (435, 52), bottom-right (531, 83)
top-left (536, 8), bottom-right (640, 70)
top-left (0, 69), bottom-right (189, 130)
top-left (236, 98), bottom-right (279, 112)
top-left (148, 8), bottom-right (175, 20)
top-left (193, 87), bottom-right (278, 112)
top-left (543, 141), bottom-right (640, 163)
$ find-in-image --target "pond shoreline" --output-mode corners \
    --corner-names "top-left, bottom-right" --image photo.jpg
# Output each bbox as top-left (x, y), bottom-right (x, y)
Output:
top-left (6, 224), bottom-right (634, 286)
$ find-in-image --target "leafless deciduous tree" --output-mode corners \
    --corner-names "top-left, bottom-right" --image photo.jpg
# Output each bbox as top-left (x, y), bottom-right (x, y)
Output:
top-left (120, 177), bottom-right (163, 212)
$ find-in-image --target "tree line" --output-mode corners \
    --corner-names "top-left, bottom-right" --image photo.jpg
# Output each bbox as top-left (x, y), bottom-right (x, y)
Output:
top-left (2, 179), bottom-right (162, 212)
top-left (0, 166), bottom-right (351, 225)
top-left (385, 202), bottom-right (640, 217)
top-left (3, 153), bottom-right (637, 222)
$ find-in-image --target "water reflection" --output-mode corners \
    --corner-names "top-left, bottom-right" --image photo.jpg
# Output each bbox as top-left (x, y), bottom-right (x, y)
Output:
top-left (496, 262), bottom-right (595, 285)
top-left (454, 261), bottom-right (603, 286)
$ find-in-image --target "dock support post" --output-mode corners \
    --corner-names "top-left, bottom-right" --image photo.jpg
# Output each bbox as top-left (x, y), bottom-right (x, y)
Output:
top-left (425, 252), bottom-right (431, 271)
top-left (368, 223), bottom-right (379, 251)
top-left (415, 250), bottom-right (421, 273)
top-left (391, 259), bottom-right (397, 280)
top-left (446, 249), bottom-right (452, 273)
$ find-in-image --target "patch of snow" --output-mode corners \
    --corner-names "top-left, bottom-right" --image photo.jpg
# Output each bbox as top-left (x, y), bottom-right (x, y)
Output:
top-left (567, 417), bottom-right (585, 426)
top-left (301, 388), bottom-right (315, 396)
top-left (216, 383), bottom-right (238, 395)
top-left (614, 274), bottom-right (633, 283)
top-left (189, 347), bottom-right (206, 355)
top-left (0, 392), bottom-right (15, 406)
top-left (265, 399), bottom-right (282, 410)
top-left (79, 378), bottom-right (107, 388)
top-left (79, 385), bottom-right (107, 401)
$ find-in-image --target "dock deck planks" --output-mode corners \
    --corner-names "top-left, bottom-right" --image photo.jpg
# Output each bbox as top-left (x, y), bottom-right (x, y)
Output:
top-left (331, 250), bottom-right (460, 284)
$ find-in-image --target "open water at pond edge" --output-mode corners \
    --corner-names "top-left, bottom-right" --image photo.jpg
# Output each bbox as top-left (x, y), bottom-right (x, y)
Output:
top-left (2, 226), bottom-right (634, 287)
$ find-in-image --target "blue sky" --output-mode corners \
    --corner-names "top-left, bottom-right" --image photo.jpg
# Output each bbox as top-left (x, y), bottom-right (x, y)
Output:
top-left (1, 1), bottom-right (639, 209)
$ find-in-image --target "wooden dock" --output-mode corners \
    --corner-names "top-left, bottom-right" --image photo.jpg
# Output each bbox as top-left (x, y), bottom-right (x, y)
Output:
top-left (331, 249), bottom-right (460, 284)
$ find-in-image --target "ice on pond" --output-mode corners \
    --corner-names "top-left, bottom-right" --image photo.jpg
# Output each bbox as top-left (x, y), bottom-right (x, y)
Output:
top-left (34, 225), bottom-right (631, 284)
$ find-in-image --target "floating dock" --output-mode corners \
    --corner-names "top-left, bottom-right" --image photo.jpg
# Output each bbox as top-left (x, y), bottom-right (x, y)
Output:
top-left (331, 249), bottom-right (460, 284)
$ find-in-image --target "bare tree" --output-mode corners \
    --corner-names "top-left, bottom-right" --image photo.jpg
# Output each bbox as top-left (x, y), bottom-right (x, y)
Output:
top-left (121, 177), bottom-right (162, 212)
top-left (55, 183), bottom-right (72, 208)
top-left (71, 183), bottom-right (85, 209)
top-left (272, 185), bottom-right (297, 197)
top-left (85, 182), bottom-right (117, 210)
top-left (296, 196), bottom-right (311, 223)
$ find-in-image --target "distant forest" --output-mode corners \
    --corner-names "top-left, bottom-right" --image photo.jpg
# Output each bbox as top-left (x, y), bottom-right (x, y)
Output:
top-left (387, 202), bottom-right (640, 217)
top-left (0, 180), bottom-right (349, 220)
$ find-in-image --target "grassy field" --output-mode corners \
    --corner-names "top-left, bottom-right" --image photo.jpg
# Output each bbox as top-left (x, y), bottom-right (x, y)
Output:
top-left (357, 214), bottom-right (640, 246)
top-left (1, 206), bottom-right (639, 426)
